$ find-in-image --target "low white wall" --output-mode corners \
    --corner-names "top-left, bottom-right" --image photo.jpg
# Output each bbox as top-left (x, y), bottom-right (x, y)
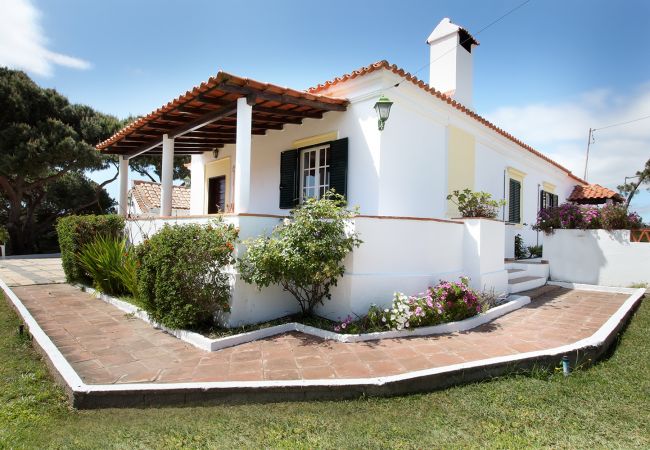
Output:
top-left (544, 229), bottom-right (650, 287)
top-left (319, 217), bottom-right (466, 319)
top-left (126, 215), bottom-right (508, 327)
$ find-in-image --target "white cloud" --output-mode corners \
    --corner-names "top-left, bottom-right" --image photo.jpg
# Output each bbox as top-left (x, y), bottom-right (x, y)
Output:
top-left (485, 83), bottom-right (650, 189)
top-left (0, 0), bottom-right (91, 76)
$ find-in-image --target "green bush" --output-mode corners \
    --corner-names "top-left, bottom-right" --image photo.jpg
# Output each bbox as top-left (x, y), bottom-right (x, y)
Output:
top-left (56, 215), bottom-right (125, 284)
top-left (135, 220), bottom-right (238, 329)
top-left (446, 189), bottom-right (505, 219)
top-left (0, 226), bottom-right (8, 245)
top-left (514, 234), bottom-right (527, 259)
top-left (77, 235), bottom-right (135, 297)
top-left (239, 192), bottom-right (362, 316)
top-left (527, 244), bottom-right (543, 258)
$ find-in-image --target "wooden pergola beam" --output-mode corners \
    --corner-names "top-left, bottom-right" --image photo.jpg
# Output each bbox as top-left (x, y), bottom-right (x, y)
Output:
top-left (216, 83), bottom-right (347, 111)
top-left (122, 105), bottom-right (237, 158)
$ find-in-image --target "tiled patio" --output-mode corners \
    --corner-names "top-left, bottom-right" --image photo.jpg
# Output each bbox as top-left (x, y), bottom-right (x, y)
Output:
top-left (11, 282), bottom-right (629, 385)
top-left (0, 255), bottom-right (65, 286)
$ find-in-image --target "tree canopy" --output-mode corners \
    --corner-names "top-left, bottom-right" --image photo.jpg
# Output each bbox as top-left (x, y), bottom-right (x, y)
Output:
top-left (0, 68), bottom-right (121, 254)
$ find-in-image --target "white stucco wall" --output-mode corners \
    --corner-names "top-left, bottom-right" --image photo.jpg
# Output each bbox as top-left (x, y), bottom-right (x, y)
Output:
top-left (127, 215), bottom-right (506, 326)
top-left (544, 229), bottom-right (650, 286)
top-left (189, 68), bottom-right (581, 238)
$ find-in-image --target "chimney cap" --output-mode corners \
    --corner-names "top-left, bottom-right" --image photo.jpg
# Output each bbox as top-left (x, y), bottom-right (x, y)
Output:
top-left (426, 18), bottom-right (480, 49)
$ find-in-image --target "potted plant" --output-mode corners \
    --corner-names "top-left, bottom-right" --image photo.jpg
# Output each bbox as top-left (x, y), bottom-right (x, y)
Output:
top-left (447, 189), bottom-right (506, 219)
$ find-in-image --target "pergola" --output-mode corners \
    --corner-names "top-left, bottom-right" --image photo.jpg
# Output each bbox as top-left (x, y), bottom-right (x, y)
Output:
top-left (97, 71), bottom-right (348, 217)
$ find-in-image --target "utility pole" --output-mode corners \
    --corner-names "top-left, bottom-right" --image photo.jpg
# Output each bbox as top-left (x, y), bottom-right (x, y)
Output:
top-left (583, 128), bottom-right (593, 181)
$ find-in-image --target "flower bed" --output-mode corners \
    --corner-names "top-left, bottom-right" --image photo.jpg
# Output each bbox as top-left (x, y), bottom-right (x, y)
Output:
top-left (334, 277), bottom-right (498, 333)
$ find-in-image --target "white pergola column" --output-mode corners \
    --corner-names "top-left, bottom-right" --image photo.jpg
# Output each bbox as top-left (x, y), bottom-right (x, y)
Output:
top-left (160, 134), bottom-right (174, 217)
top-left (234, 96), bottom-right (253, 214)
top-left (118, 155), bottom-right (129, 217)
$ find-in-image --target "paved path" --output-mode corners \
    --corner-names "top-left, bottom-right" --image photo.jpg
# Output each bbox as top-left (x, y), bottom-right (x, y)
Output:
top-left (0, 256), bottom-right (65, 286)
top-left (11, 283), bottom-right (628, 385)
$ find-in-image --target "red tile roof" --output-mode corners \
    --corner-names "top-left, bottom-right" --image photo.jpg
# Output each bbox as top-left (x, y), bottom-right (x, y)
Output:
top-left (97, 71), bottom-right (348, 153)
top-left (568, 184), bottom-right (624, 203)
top-left (131, 180), bottom-right (191, 212)
top-left (308, 60), bottom-right (587, 185)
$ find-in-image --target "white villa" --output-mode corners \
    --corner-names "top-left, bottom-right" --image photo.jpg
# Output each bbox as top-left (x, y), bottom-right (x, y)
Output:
top-left (99, 18), bottom-right (591, 326)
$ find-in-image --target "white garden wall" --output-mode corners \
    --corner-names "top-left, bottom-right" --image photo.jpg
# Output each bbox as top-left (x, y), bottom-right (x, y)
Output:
top-left (127, 215), bottom-right (507, 327)
top-left (543, 229), bottom-right (650, 286)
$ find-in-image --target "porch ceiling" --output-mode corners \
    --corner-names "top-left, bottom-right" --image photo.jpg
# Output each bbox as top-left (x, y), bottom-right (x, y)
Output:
top-left (97, 71), bottom-right (349, 157)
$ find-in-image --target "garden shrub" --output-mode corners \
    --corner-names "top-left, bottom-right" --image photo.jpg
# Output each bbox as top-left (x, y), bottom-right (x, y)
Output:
top-left (527, 244), bottom-right (543, 258)
top-left (514, 234), bottom-right (527, 259)
top-left (239, 192), bottom-right (362, 316)
top-left (0, 226), bottom-right (8, 244)
top-left (56, 214), bottom-right (125, 284)
top-left (135, 220), bottom-right (238, 329)
top-left (77, 235), bottom-right (136, 297)
top-left (533, 202), bottom-right (643, 234)
top-left (446, 189), bottom-right (506, 219)
top-left (600, 203), bottom-right (643, 230)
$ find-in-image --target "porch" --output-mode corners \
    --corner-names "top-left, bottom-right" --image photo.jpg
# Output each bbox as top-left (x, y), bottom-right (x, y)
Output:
top-left (96, 71), bottom-right (348, 218)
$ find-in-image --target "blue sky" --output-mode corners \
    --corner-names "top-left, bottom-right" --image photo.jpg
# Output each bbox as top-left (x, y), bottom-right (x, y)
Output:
top-left (2, 0), bottom-right (649, 218)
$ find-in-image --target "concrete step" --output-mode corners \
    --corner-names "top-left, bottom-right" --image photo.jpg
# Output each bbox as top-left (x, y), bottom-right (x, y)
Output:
top-left (508, 276), bottom-right (547, 294)
top-left (507, 268), bottom-right (526, 280)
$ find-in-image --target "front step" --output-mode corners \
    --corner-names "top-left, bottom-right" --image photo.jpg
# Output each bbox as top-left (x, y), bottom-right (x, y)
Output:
top-left (507, 268), bottom-right (525, 280)
top-left (508, 275), bottom-right (547, 293)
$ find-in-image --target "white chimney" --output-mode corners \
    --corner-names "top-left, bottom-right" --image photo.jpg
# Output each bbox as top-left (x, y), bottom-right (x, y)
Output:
top-left (426, 18), bottom-right (479, 107)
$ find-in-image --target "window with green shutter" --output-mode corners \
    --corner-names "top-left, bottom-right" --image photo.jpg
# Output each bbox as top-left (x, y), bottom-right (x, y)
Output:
top-left (539, 190), bottom-right (559, 212)
top-left (278, 137), bottom-right (348, 209)
top-left (509, 178), bottom-right (521, 223)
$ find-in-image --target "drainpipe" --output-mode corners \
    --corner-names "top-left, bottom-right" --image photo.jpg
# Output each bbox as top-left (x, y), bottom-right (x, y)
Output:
top-left (502, 169), bottom-right (506, 222)
top-left (536, 183), bottom-right (540, 247)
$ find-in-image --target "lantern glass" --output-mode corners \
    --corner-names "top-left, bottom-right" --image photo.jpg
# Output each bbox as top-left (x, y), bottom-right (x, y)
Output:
top-left (374, 94), bottom-right (393, 131)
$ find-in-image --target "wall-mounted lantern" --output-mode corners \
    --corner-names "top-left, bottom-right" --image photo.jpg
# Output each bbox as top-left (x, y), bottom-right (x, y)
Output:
top-left (374, 94), bottom-right (393, 131)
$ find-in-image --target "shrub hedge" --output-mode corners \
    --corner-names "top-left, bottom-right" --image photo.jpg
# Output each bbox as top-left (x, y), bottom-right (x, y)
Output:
top-left (56, 215), bottom-right (125, 284)
top-left (135, 221), bottom-right (238, 329)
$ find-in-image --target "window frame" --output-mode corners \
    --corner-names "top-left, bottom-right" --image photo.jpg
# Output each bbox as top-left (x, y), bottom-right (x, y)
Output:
top-left (299, 143), bottom-right (331, 202)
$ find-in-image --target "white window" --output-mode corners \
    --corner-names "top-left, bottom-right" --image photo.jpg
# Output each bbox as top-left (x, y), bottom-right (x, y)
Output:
top-left (300, 145), bottom-right (330, 201)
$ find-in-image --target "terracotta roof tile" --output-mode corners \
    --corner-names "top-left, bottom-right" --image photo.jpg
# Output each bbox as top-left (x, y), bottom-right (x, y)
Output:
top-left (568, 184), bottom-right (624, 202)
top-left (96, 71), bottom-right (348, 151)
top-left (308, 60), bottom-right (587, 185)
top-left (131, 180), bottom-right (191, 212)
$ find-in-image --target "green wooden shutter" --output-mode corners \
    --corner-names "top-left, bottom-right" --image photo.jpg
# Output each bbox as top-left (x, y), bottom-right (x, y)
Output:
top-left (328, 137), bottom-right (348, 198)
top-left (551, 193), bottom-right (559, 207)
top-left (279, 149), bottom-right (299, 209)
top-left (540, 190), bottom-right (547, 210)
top-left (509, 179), bottom-right (521, 223)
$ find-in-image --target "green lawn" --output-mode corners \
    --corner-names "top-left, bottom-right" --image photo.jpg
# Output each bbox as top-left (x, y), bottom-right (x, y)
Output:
top-left (1, 294), bottom-right (649, 449)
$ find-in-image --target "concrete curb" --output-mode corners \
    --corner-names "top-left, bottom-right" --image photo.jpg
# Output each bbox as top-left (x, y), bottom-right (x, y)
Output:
top-left (81, 285), bottom-right (530, 351)
top-left (1, 279), bottom-right (645, 409)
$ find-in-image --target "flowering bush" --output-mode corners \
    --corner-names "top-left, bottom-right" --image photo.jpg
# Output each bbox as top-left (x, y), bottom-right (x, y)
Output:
top-left (533, 202), bottom-right (643, 234)
top-left (600, 203), bottom-right (643, 230)
top-left (240, 192), bottom-right (361, 316)
top-left (335, 277), bottom-right (483, 333)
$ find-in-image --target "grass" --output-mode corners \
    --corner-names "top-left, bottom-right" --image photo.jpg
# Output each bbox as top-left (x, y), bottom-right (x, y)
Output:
top-left (1, 294), bottom-right (649, 449)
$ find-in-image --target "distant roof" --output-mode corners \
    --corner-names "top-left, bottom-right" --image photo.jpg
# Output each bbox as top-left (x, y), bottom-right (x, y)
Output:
top-left (131, 180), bottom-right (191, 211)
top-left (309, 60), bottom-right (587, 185)
top-left (568, 184), bottom-right (624, 204)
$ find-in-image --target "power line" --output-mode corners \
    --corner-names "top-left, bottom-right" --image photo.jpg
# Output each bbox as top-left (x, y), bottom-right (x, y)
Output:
top-left (593, 114), bottom-right (650, 131)
top-left (390, 0), bottom-right (533, 90)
